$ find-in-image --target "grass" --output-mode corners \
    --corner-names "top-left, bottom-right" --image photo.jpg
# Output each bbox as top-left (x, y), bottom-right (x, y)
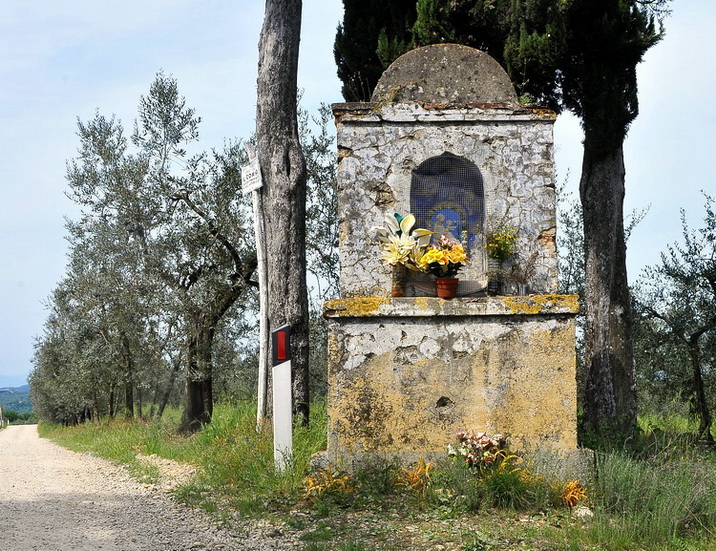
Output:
top-left (40, 405), bottom-right (716, 551)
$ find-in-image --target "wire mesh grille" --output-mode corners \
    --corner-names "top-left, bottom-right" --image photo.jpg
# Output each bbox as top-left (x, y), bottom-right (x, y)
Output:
top-left (410, 152), bottom-right (485, 255)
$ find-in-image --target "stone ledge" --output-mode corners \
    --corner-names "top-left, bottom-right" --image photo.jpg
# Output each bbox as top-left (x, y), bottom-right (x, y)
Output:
top-left (332, 102), bottom-right (556, 123)
top-left (323, 294), bottom-right (580, 318)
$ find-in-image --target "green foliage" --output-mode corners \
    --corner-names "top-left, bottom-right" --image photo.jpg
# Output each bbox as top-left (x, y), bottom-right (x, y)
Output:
top-left (414, 0), bottom-right (667, 141)
top-left (30, 72), bottom-right (257, 430)
top-left (2, 410), bottom-right (36, 424)
top-left (412, 0), bottom-right (512, 64)
top-left (0, 386), bottom-right (32, 416)
top-left (462, 532), bottom-right (499, 551)
top-left (302, 540), bottom-right (372, 551)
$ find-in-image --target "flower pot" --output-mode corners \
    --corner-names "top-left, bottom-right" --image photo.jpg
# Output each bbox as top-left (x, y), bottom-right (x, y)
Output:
top-left (436, 277), bottom-right (459, 299)
top-left (391, 264), bottom-right (408, 297)
top-left (487, 257), bottom-right (503, 296)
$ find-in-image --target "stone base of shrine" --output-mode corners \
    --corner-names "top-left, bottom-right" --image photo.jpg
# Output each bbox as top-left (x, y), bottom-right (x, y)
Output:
top-left (323, 295), bottom-right (588, 475)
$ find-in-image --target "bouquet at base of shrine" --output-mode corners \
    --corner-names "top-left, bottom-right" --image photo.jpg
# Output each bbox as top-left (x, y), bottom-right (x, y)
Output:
top-left (417, 234), bottom-right (468, 278)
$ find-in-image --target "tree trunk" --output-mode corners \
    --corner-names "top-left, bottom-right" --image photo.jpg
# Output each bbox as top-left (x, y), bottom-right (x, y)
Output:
top-left (687, 340), bottom-right (714, 443)
top-left (256, 0), bottom-right (310, 426)
top-left (136, 387), bottom-right (143, 420)
top-left (109, 385), bottom-right (116, 418)
top-left (155, 357), bottom-right (181, 421)
top-left (179, 323), bottom-right (214, 433)
top-left (122, 333), bottom-right (135, 419)
top-left (580, 135), bottom-right (637, 436)
top-left (124, 378), bottom-right (134, 419)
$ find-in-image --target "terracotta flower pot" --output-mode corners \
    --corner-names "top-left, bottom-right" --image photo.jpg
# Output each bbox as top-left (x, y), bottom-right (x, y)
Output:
top-left (436, 277), bottom-right (459, 299)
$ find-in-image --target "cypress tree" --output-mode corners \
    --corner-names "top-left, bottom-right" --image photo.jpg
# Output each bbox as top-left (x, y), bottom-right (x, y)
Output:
top-left (334, 0), bottom-right (417, 101)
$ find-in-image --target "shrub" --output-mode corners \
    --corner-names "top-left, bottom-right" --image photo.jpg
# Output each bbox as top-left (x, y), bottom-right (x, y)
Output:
top-left (446, 431), bottom-right (571, 512)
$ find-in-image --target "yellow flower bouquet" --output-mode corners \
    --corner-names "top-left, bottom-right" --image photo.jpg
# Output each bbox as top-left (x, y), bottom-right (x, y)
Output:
top-left (485, 224), bottom-right (518, 260)
top-left (417, 235), bottom-right (468, 278)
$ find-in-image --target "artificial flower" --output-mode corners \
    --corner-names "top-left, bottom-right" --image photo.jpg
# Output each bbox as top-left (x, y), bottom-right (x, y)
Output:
top-left (374, 213), bottom-right (433, 271)
top-left (417, 234), bottom-right (468, 278)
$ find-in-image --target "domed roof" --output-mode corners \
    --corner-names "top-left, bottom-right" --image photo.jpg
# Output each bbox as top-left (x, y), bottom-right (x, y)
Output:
top-left (371, 44), bottom-right (517, 104)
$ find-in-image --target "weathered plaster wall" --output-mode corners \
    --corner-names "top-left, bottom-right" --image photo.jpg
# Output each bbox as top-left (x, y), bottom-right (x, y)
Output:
top-left (325, 296), bottom-right (579, 468)
top-left (334, 102), bottom-right (557, 297)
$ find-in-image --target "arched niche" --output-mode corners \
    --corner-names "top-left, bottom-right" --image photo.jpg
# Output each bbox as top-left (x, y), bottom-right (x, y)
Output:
top-left (409, 152), bottom-right (487, 295)
top-left (411, 151), bottom-right (485, 251)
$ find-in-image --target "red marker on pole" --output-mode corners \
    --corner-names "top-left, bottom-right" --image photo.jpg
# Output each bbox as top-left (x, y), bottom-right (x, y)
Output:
top-left (272, 325), bottom-right (291, 365)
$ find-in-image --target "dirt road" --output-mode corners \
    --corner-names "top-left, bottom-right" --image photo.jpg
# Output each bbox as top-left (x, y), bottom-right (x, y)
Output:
top-left (0, 424), bottom-right (245, 550)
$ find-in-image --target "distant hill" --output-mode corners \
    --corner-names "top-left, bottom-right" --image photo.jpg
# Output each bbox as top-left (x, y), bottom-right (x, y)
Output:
top-left (0, 385), bottom-right (32, 415)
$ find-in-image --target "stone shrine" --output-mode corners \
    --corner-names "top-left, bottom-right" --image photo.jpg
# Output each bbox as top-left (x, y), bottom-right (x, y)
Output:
top-left (324, 44), bottom-right (583, 471)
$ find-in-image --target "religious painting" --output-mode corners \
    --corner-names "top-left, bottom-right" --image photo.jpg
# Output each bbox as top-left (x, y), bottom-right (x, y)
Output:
top-left (430, 208), bottom-right (463, 245)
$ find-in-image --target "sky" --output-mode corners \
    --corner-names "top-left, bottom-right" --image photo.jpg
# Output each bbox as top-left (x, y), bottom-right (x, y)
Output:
top-left (1, 1), bottom-right (714, 388)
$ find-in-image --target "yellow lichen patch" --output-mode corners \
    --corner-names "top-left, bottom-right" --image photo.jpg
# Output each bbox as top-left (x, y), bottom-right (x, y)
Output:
top-left (413, 296), bottom-right (435, 312)
top-left (324, 297), bottom-right (388, 317)
top-left (502, 294), bottom-right (579, 315)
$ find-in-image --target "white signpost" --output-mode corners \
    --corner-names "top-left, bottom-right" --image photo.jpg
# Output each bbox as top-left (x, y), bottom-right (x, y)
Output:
top-left (242, 145), bottom-right (270, 429)
top-left (271, 325), bottom-right (293, 471)
top-left (241, 154), bottom-right (263, 195)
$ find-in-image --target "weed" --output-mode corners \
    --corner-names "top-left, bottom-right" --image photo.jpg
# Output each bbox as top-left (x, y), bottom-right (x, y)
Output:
top-left (462, 531), bottom-right (497, 551)
top-left (172, 483), bottom-right (208, 507)
top-left (284, 515), bottom-right (307, 531)
top-left (350, 458), bottom-right (400, 507)
top-left (303, 465), bottom-right (355, 502)
top-left (201, 500), bottom-right (218, 513)
top-left (582, 449), bottom-right (716, 548)
top-left (428, 458), bottom-right (485, 514)
top-left (558, 479), bottom-right (589, 510)
top-left (481, 465), bottom-right (533, 510)
top-left (129, 461), bottom-right (160, 485)
top-left (299, 519), bottom-right (337, 542)
top-left (395, 456), bottom-right (433, 503)
top-left (340, 542), bottom-right (372, 551)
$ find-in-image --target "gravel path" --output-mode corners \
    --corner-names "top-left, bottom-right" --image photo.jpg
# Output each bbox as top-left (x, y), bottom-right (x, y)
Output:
top-left (0, 425), bottom-right (291, 551)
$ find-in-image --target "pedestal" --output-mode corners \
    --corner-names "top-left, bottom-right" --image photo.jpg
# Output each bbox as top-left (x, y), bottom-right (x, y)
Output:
top-left (324, 295), bottom-right (580, 469)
